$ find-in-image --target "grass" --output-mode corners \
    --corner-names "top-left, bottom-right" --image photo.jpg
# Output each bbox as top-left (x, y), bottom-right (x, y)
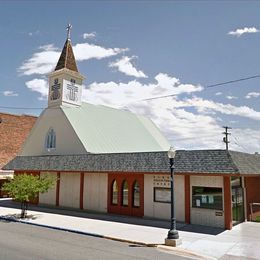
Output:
top-left (255, 216), bottom-right (260, 222)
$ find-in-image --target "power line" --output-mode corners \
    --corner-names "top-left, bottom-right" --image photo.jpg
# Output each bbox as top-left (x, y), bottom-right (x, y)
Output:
top-left (232, 135), bottom-right (250, 153)
top-left (0, 105), bottom-right (82, 111)
top-left (1, 73), bottom-right (260, 110)
top-left (0, 106), bottom-right (44, 110)
top-left (141, 73), bottom-right (260, 101)
top-left (206, 74), bottom-right (260, 88)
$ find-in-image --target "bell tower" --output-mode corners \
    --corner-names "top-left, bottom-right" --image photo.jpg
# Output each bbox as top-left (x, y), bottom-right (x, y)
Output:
top-left (48, 24), bottom-right (85, 108)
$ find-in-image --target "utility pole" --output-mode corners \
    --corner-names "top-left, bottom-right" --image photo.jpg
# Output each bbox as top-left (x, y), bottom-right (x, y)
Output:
top-left (223, 126), bottom-right (232, 151)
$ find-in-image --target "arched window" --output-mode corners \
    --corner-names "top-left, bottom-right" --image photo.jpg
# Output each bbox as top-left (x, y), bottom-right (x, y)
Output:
top-left (122, 180), bottom-right (128, 206)
top-left (46, 128), bottom-right (56, 150)
top-left (133, 181), bottom-right (140, 207)
top-left (111, 180), bottom-right (118, 205)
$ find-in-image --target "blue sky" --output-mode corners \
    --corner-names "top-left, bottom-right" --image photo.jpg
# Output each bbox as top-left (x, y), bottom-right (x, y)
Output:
top-left (0, 1), bottom-right (260, 152)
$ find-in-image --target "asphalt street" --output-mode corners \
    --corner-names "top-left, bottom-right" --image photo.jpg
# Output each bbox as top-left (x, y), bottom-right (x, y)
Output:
top-left (0, 220), bottom-right (191, 260)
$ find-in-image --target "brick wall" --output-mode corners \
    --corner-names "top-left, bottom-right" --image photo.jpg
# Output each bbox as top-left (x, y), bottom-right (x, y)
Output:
top-left (0, 113), bottom-right (37, 169)
top-left (245, 176), bottom-right (260, 220)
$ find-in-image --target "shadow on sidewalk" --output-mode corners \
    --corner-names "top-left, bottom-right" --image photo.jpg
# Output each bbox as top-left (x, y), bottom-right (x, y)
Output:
top-left (0, 213), bottom-right (38, 220)
top-left (0, 198), bottom-right (224, 235)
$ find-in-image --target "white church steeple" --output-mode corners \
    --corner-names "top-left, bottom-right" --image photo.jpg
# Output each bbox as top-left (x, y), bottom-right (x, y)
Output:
top-left (48, 24), bottom-right (85, 108)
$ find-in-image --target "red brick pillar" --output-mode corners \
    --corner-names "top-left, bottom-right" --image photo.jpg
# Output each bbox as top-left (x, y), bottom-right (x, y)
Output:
top-left (224, 176), bottom-right (232, 230)
top-left (185, 175), bottom-right (191, 224)
top-left (80, 172), bottom-right (84, 209)
top-left (56, 172), bottom-right (60, 206)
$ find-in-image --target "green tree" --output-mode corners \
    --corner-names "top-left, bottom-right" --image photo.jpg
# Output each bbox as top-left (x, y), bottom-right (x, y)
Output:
top-left (2, 173), bottom-right (57, 218)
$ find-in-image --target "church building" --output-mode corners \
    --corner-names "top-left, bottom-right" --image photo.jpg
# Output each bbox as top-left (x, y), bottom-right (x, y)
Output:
top-left (4, 27), bottom-right (260, 230)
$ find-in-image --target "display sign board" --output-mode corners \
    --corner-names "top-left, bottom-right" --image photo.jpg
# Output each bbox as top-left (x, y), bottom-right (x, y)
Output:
top-left (154, 187), bottom-right (171, 203)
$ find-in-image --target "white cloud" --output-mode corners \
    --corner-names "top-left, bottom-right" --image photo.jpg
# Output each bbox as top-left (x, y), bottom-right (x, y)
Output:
top-left (38, 44), bottom-right (59, 51)
top-left (25, 78), bottom-right (48, 100)
top-left (245, 92), bottom-right (260, 99)
top-left (215, 92), bottom-right (222, 96)
top-left (83, 32), bottom-right (96, 39)
top-left (109, 56), bottom-right (147, 78)
top-left (226, 95), bottom-right (237, 100)
top-left (19, 43), bottom-right (128, 76)
top-left (19, 45), bottom-right (60, 76)
top-left (82, 73), bottom-right (202, 106)
top-left (2, 90), bottom-right (18, 97)
top-left (173, 97), bottom-right (260, 121)
top-left (228, 27), bottom-right (259, 37)
top-left (73, 43), bottom-right (128, 61)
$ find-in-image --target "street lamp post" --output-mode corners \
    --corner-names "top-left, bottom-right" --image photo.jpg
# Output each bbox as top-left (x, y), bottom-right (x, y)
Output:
top-left (165, 146), bottom-right (180, 246)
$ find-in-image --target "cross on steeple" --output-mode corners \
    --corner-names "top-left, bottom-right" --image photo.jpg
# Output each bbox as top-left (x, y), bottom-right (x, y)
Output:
top-left (66, 23), bottom-right (72, 40)
top-left (54, 23), bottom-right (78, 72)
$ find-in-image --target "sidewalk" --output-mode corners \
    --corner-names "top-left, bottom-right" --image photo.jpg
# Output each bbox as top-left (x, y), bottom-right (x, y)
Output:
top-left (1, 199), bottom-right (260, 259)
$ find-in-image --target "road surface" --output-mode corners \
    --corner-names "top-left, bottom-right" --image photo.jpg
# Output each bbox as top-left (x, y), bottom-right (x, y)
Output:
top-left (0, 220), bottom-right (191, 260)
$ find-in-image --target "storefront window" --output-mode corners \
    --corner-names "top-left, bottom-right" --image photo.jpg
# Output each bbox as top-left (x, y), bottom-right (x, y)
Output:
top-left (133, 181), bottom-right (140, 207)
top-left (111, 180), bottom-right (118, 205)
top-left (122, 180), bottom-right (128, 206)
top-left (192, 186), bottom-right (223, 210)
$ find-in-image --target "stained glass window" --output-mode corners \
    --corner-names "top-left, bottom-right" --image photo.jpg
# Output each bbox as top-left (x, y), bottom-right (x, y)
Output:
top-left (133, 181), bottom-right (140, 207)
top-left (112, 180), bottom-right (118, 205)
top-left (122, 180), bottom-right (128, 206)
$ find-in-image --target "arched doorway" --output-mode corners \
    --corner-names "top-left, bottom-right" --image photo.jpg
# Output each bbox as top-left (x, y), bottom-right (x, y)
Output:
top-left (108, 174), bottom-right (144, 217)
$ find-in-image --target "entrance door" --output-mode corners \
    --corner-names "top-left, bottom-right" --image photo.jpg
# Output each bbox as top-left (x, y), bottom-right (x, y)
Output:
top-left (108, 174), bottom-right (144, 217)
top-left (232, 185), bottom-right (244, 224)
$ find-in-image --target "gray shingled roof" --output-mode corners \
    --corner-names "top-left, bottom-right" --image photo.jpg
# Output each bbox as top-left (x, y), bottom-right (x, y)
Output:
top-left (229, 151), bottom-right (260, 175)
top-left (3, 150), bottom-right (260, 175)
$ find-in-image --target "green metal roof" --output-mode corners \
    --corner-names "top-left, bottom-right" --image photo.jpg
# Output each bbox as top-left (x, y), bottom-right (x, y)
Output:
top-left (61, 102), bottom-right (170, 153)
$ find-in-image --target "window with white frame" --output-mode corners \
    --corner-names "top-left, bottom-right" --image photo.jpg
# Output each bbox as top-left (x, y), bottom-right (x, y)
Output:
top-left (46, 128), bottom-right (56, 150)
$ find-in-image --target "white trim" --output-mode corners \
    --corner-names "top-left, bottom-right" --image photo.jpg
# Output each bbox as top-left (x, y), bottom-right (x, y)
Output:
top-left (0, 170), bottom-right (14, 179)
